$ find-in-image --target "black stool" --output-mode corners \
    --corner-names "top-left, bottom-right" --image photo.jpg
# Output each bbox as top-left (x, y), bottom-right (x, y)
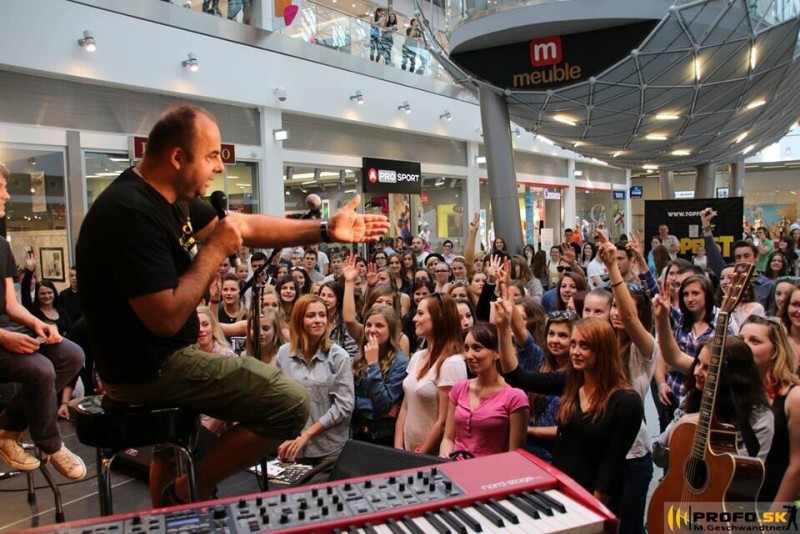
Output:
top-left (73, 395), bottom-right (199, 515)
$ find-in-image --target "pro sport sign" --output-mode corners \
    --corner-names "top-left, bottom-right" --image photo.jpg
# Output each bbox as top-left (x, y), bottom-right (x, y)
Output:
top-left (362, 158), bottom-right (422, 195)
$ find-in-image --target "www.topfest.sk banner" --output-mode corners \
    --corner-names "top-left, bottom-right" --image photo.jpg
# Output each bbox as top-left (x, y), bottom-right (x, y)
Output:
top-left (644, 197), bottom-right (744, 261)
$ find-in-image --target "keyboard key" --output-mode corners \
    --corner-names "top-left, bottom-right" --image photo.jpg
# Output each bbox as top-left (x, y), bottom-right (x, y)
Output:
top-left (473, 502), bottom-right (504, 528)
top-left (423, 511), bottom-right (451, 534)
top-left (451, 506), bottom-right (482, 533)
top-left (401, 514), bottom-right (426, 534)
top-left (486, 499), bottom-right (519, 524)
top-left (534, 490), bottom-right (567, 513)
top-left (437, 508), bottom-right (467, 534)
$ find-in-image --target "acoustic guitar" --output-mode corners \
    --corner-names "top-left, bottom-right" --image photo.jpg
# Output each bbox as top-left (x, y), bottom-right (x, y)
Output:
top-left (647, 262), bottom-right (764, 534)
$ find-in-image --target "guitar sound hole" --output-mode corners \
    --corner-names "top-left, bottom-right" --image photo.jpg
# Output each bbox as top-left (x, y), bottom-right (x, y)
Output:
top-left (684, 457), bottom-right (708, 490)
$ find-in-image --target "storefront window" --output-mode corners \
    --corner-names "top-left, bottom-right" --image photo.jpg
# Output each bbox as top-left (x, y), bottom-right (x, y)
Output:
top-left (85, 152), bottom-right (131, 209)
top-left (575, 188), bottom-right (619, 242)
top-left (1, 147), bottom-right (69, 288)
top-left (480, 182), bottom-right (561, 252)
top-left (207, 161), bottom-right (260, 214)
top-left (419, 176), bottom-right (467, 255)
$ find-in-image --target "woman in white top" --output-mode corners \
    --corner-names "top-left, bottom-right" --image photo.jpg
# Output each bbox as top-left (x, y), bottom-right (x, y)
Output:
top-left (395, 293), bottom-right (467, 453)
top-left (596, 232), bottom-right (657, 534)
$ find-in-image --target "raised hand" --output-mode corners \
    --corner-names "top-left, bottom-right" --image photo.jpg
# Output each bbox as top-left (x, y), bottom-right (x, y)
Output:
top-left (597, 241), bottom-right (617, 267)
top-left (342, 255), bottom-right (358, 283)
top-left (652, 291), bottom-right (670, 321)
top-left (365, 262), bottom-right (379, 287)
top-left (700, 207), bottom-right (717, 230)
top-left (560, 242), bottom-right (576, 264)
top-left (469, 213), bottom-right (480, 234)
top-left (328, 196), bottom-right (391, 243)
top-left (24, 250), bottom-right (37, 272)
top-left (208, 273), bottom-right (222, 304)
top-left (492, 298), bottom-right (513, 328)
top-left (484, 254), bottom-right (502, 279)
top-left (627, 230), bottom-right (646, 261)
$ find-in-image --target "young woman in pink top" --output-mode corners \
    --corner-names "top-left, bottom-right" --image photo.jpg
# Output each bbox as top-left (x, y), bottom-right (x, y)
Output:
top-left (439, 323), bottom-right (529, 458)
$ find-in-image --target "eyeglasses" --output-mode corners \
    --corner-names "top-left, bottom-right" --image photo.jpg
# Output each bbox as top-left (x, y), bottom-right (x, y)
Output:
top-left (548, 310), bottom-right (577, 320)
top-left (435, 269), bottom-right (450, 274)
top-left (777, 276), bottom-right (800, 284)
top-left (556, 266), bottom-right (572, 273)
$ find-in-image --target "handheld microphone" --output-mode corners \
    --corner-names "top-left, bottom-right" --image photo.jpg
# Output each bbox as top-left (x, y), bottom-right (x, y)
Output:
top-left (209, 190), bottom-right (240, 268)
top-left (298, 193), bottom-right (322, 220)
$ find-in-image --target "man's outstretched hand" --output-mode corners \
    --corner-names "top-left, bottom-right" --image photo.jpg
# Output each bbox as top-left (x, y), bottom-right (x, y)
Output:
top-left (328, 195), bottom-right (390, 243)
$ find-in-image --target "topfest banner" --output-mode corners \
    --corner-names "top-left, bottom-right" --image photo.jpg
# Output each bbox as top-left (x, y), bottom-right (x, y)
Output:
top-left (644, 197), bottom-right (744, 262)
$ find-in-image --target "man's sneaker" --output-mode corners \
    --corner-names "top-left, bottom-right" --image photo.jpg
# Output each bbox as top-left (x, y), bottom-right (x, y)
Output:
top-left (47, 445), bottom-right (86, 480)
top-left (0, 430), bottom-right (40, 471)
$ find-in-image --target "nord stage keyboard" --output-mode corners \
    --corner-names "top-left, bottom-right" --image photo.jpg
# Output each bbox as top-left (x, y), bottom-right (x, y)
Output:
top-left (29, 450), bottom-right (616, 533)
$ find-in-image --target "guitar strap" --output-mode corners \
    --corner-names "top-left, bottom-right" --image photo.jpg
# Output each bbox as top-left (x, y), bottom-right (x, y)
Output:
top-left (722, 360), bottom-right (760, 458)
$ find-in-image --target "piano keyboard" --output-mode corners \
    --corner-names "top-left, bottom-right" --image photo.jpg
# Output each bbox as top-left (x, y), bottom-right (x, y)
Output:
top-left (28, 450), bottom-right (616, 533)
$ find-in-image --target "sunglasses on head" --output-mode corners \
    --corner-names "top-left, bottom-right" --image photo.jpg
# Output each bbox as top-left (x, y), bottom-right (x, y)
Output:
top-left (548, 310), bottom-right (577, 320)
top-left (777, 276), bottom-right (800, 284)
top-left (557, 266), bottom-right (572, 273)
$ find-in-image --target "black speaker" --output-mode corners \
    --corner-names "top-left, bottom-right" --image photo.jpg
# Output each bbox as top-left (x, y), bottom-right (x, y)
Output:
top-left (328, 440), bottom-right (446, 482)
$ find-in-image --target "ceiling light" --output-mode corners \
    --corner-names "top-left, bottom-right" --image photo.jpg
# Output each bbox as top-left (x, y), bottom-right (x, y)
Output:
top-left (78, 30), bottom-right (96, 52)
top-left (646, 133), bottom-right (668, 141)
top-left (536, 135), bottom-right (554, 145)
top-left (273, 129), bottom-right (289, 141)
top-left (475, 156), bottom-right (486, 164)
top-left (746, 99), bottom-right (766, 110)
top-left (655, 113), bottom-right (680, 121)
top-left (742, 144), bottom-right (756, 154)
top-left (750, 45), bottom-right (758, 70)
top-left (350, 90), bottom-right (364, 104)
top-left (182, 53), bottom-right (199, 72)
top-left (573, 141), bottom-right (584, 147)
top-left (553, 114), bottom-right (577, 126)
top-left (643, 164), bottom-right (659, 170)
top-left (735, 131), bottom-right (749, 143)
top-left (440, 110), bottom-right (452, 121)
top-left (574, 170), bottom-right (583, 176)
top-left (398, 101), bottom-right (411, 114)
top-left (28, 157), bottom-right (37, 166)
top-left (611, 151), bottom-right (623, 158)
top-left (671, 150), bottom-right (691, 156)
top-left (694, 57), bottom-right (702, 81)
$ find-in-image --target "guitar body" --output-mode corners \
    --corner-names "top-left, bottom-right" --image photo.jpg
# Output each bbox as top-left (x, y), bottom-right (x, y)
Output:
top-left (647, 414), bottom-right (764, 534)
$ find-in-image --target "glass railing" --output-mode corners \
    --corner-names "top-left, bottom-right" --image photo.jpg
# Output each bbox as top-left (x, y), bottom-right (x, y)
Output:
top-left (444, 0), bottom-right (584, 34)
top-left (276, 0), bottom-right (460, 85)
top-left (748, 0), bottom-right (800, 26)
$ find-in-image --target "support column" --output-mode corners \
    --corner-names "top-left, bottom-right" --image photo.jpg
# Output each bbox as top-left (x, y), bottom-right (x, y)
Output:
top-left (259, 106), bottom-right (285, 216)
top-left (659, 170), bottom-right (675, 199)
top-left (565, 159), bottom-right (576, 237)
top-left (624, 168), bottom-right (632, 237)
top-left (66, 130), bottom-right (85, 255)
top-left (466, 141), bottom-right (481, 254)
top-left (695, 162), bottom-right (716, 199)
top-left (730, 158), bottom-right (746, 197)
top-left (479, 87), bottom-right (523, 254)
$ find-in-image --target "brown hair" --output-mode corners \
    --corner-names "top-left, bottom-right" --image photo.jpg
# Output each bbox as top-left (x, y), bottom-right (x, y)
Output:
top-left (556, 271), bottom-right (588, 311)
top-left (557, 318), bottom-right (632, 423)
top-left (289, 294), bottom-right (331, 355)
top-left (417, 294), bottom-right (463, 380)
top-left (246, 307), bottom-right (285, 364)
top-left (352, 305), bottom-right (402, 379)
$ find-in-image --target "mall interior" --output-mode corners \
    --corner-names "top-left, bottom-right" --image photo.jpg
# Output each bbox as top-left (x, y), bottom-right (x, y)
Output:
top-left (0, 0), bottom-right (799, 531)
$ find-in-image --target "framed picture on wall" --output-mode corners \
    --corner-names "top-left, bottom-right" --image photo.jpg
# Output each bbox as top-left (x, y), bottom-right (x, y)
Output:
top-left (39, 247), bottom-right (65, 282)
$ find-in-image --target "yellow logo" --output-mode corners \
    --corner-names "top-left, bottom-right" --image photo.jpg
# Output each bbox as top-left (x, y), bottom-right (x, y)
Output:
top-left (667, 505), bottom-right (690, 532)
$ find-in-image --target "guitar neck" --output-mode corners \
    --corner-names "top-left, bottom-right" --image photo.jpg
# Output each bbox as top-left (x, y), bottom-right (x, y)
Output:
top-left (691, 311), bottom-right (730, 460)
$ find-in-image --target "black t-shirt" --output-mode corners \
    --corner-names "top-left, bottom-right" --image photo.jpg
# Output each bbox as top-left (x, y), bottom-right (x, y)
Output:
top-left (0, 237), bottom-right (17, 323)
top-left (58, 288), bottom-right (83, 324)
top-left (77, 168), bottom-right (216, 384)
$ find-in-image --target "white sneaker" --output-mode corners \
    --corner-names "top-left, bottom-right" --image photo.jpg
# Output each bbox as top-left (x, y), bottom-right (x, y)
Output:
top-left (0, 430), bottom-right (40, 471)
top-left (47, 444), bottom-right (86, 480)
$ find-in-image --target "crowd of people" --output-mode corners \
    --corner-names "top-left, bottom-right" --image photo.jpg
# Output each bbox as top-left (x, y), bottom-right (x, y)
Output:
top-left (0, 105), bottom-right (798, 534)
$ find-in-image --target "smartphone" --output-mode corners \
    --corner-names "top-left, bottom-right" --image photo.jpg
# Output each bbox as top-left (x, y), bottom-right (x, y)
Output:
top-left (231, 337), bottom-right (246, 355)
top-left (35, 336), bottom-right (48, 345)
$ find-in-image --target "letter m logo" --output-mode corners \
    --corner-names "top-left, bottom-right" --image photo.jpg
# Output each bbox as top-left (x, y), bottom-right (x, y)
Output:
top-left (530, 36), bottom-right (562, 67)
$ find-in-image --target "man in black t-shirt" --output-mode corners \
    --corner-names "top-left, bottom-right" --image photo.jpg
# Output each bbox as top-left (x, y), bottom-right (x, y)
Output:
top-left (0, 163), bottom-right (86, 480)
top-left (58, 266), bottom-right (82, 324)
top-left (77, 104), bottom-right (389, 505)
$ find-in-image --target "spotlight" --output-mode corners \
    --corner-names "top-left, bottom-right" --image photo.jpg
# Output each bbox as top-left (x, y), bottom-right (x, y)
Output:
top-left (78, 30), bottom-right (96, 52)
top-left (475, 156), bottom-right (486, 164)
top-left (398, 101), bottom-right (411, 114)
top-left (350, 91), bottom-right (364, 104)
top-left (439, 110), bottom-right (452, 121)
top-left (273, 129), bottom-right (289, 141)
top-left (182, 53), bottom-right (199, 72)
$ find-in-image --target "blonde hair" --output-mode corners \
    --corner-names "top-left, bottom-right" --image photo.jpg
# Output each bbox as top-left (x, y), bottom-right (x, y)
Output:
top-left (246, 307), bottom-right (285, 364)
top-left (196, 306), bottom-right (232, 352)
top-left (289, 294), bottom-right (331, 355)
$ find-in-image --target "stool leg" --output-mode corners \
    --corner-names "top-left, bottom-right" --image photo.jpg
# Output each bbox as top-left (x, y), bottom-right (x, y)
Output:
top-left (176, 446), bottom-right (199, 503)
top-left (97, 449), bottom-right (115, 516)
top-left (38, 462), bottom-right (65, 523)
top-left (26, 471), bottom-right (35, 503)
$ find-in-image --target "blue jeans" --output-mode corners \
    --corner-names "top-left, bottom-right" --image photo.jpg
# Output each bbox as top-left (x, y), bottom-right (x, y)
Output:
top-left (615, 452), bottom-right (653, 534)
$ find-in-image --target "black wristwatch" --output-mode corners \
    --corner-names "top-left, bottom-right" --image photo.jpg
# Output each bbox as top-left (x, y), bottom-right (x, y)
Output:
top-left (319, 220), bottom-right (333, 243)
